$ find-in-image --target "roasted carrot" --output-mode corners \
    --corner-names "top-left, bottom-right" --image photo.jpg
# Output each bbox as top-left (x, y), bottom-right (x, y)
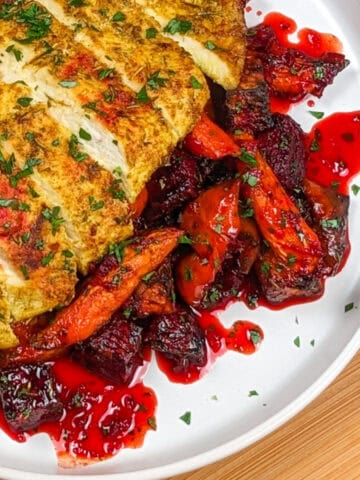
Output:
top-left (237, 146), bottom-right (322, 274)
top-left (184, 114), bottom-right (240, 160)
top-left (130, 187), bottom-right (149, 218)
top-left (31, 228), bottom-right (182, 350)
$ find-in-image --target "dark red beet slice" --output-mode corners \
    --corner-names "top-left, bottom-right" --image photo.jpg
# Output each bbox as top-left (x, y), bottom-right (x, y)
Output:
top-left (0, 363), bottom-right (63, 432)
top-left (257, 113), bottom-right (307, 192)
top-left (143, 306), bottom-right (207, 372)
top-left (72, 313), bottom-right (144, 385)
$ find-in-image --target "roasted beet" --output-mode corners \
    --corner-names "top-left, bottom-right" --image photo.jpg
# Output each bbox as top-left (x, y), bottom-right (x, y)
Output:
top-left (122, 258), bottom-right (175, 319)
top-left (72, 313), bottom-right (144, 385)
top-left (257, 114), bottom-right (307, 191)
top-left (303, 179), bottom-right (350, 276)
top-left (0, 363), bottom-right (63, 432)
top-left (143, 306), bottom-right (207, 371)
top-left (142, 148), bottom-right (201, 226)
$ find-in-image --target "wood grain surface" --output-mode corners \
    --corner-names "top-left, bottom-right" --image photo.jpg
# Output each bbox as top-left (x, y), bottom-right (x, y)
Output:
top-left (170, 351), bottom-right (360, 480)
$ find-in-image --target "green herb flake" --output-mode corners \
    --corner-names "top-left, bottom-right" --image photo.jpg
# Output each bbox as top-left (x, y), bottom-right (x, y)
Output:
top-left (320, 218), bottom-right (342, 229)
top-left (69, 134), bottom-right (89, 162)
top-left (62, 249), bottom-right (73, 258)
top-left (6, 44), bottom-right (23, 61)
top-left (178, 235), bottom-right (192, 245)
top-left (42, 206), bottom-right (65, 235)
top-left (293, 336), bottom-right (301, 348)
top-left (345, 302), bottom-right (354, 313)
top-left (351, 184), bottom-right (360, 196)
top-left (314, 65), bottom-right (325, 80)
top-left (260, 262), bottom-right (270, 276)
top-left (211, 395), bottom-right (218, 401)
top-left (204, 40), bottom-right (217, 50)
top-left (146, 27), bottom-right (158, 39)
top-left (179, 411), bottom-right (191, 425)
top-left (190, 76), bottom-right (203, 89)
top-left (112, 11), bottom-right (125, 22)
top-left (248, 390), bottom-right (259, 397)
top-left (58, 79), bottom-right (78, 88)
top-left (242, 172), bottom-right (258, 187)
top-left (287, 254), bottom-right (297, 266)
top-left (147, 416), bottom-right (157, 430)
top-left (309, 111), bottom-right (325, 119)
top-left (88, 195), bottom-right (104, 211)
top-left (147, 71), bottom-right (168, 90)
top-left (184, 266), bottom-right (192, 281)
top-left (79, 128), bottom-right (92, 141)
top-left (164, 18), bottom-right (192, 35)
top-left (142, 271), bottom-right (155, 283)
top-left (17, 97), bottom-right (33, 107)
top-left (98, 68), bottom-right (115, 80)
top-left (239, 150), bottom-right (257, 167)
top-left (136, 86), bottom-right (150, 104)
top-left (20, 265), bottom-right (29, 280)
top-left (41, 251), bottom-right (55, 266)
top-left (249, 329), bottom-right (262, 345)
top-left (109, 239), bottom-right (133, 263)
top-left (310, 339), bottom-right (315, 347)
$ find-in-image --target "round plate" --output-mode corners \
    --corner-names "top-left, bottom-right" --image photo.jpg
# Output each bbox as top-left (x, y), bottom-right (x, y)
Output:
top-left (0, 0), bottom-right (359, 478)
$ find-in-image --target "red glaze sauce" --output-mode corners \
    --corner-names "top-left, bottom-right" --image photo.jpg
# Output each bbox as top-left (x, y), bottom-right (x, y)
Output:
top-left (155, 311), bottom-right (264, 384)
top-left (306, 111), bottom-right (360, 195)
top-left (0, 359), bottom-right (157, 465)
top-left (263, 12), bottom-right (343, 57)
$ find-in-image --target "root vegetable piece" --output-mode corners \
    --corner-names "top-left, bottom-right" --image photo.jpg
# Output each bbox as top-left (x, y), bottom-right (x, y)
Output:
top-left (122, 258), bottom-right (175, 318)
top-left (303, 179), bottom-right (350, 276)
top-left (237, 146), bottom-right (322, 274)
top-left (31, 228), bottom-right (182, 350)
top-left (143, 306), bottom-right (207, 372)
top-left (0, 363), bottom-right (63, 432)
top-left (72, 313), bottom-right (143, 385)
top-left (255, 249), bottom-right (323, 304)
top-left (257, 114), bottom-right (307, 192)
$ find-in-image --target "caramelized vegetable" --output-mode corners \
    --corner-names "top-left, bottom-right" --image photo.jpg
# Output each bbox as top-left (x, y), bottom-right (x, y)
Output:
top-left (237, 145), bottom-right (322, 274)
top-left (31, 228), bottom-right (182, 350)
top-left (184, 114), bottom-right (240, 160)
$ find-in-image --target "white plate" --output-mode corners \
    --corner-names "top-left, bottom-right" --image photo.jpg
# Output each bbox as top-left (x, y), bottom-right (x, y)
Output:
top-left (1, 0), bottom-right (360, 479)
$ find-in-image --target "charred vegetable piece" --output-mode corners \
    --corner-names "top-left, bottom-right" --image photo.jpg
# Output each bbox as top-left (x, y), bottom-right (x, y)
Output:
top-left (177, 180), bottom-right (241, 306)
top-left (248, 24), bottom-right (349, 102)
top-left (255, 249), bottom-right (323, 304)
top-left (257, 114), bottom-right (307, 192)
top-left (122, 258), bottom-right (175, 318)
top-left (142, 148), bottom-right (201, 227)
top-left (143, 306), bottom-right (207, 372)
top-left (31, 228), bottom-right (182, 350)
top-left (72, 312), bottom-right (143, 385)
top-left (0, 363), bottom-right (63, 432)
top-left (184, 114), bottom-right (240, 160)
top-left (237, 145), bottom-right (322, 274)
top-left (200, 218), bottom-right (260, 309)
top-left (303, 179), bottom-right (349, 276)
top-left (221, 48), bottom-right (273, 136)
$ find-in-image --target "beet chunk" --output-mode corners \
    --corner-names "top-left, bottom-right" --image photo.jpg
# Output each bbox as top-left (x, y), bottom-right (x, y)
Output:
top-left (143, 306), bottom-right (207, 371)
top-left (142, 148), bottom-right (201, 226)
top-left (72, 313), bottom-right (144, 385)
top-left (0, 363), bottom-right (63, 432)
top-left (257, 114), bottom-right (307, 191)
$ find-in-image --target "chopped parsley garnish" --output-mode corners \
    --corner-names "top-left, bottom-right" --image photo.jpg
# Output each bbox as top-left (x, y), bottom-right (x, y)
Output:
top-left (17, 97), bottom-right (33, 107)
top-left (14, 4), bottom-right (52, 44)
top-left (79, 128), bottom-right (92, 141)
top-left (136, 86), bottom-right (150, 104)
top-left (184, 266), bottom-right (193, 281)
top-left (260, 262), bottom-right (270, 276)
top-left (147, 417), bottom-right (157, 430)
top-left (179, 411), bottom-right (191, 425)
top-left (287, 254), bottom-right (297, 266)
top-left (248, 390), bottom-right (259, 397)
top-left (351, 184), bottom-right (360, 196)
top-left (20, 265), bottom-right (29, 280)
top-left (9, 157), bottom-right (42, 187)
top-left (320, 218), bottom-right (342, 229)
top-left (242, 172), bottom-right (258, 187)
top-left (146, 27), bottom-right (158, 39)
top-left (0, 152), bottom-right (15, 175)
top-left (69, 134), bottom-right (89, 162)
top-left (88, 196), bottom-right (104, 211)
top-left (239, 150), bottom-right (257, 167)
top-left (309, 111), bottom-right (324, 119)
top-left (142, 272), bottom-right (155, 283)
top-left (98, 68), bottom-right (115, 80)
top-left (293, 336), bottom-right (301, 348)
top-left (69, 0), bottom-right (86, 6)
top-left (112, 11), bottom-right (125, 22)
top-left (109, 239), bottom-right (133, 263)
top-left (41, 251), bottom-right (55, 266)
top-left (178, 235), bottom-right (192, 245)
top-left (190, 76), bottom-right (203, 89)
top-left (5, 44), bottom-right (23, 61)
top-left (345, 302), bottom-right (354, 312)
top-left (249, 329), bottom-right (262, 345)
top-left (0, 198), bottom-right (30, 211)
top-left (147, 71), bottom-right (168, 90)
top-left (42, 206), bottom-right (65, 235)
top-left (314, 65), bottom-right (325, 80)
top-left (58, 79), bottom-right (78, 88)
top-left (164, 18), bottom-right (192, 35)
top-left (310, 339), bottom-right (315, 347)
top-left (204, 40), bottom-right (217, 50)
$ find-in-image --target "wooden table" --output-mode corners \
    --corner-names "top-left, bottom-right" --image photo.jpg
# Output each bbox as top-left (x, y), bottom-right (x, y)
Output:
top-left (170, 352), bottom-right (360, 480)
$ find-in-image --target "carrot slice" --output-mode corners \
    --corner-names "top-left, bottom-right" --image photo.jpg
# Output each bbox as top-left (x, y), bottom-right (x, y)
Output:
top-left (31, 228), bottom-right (182, 350)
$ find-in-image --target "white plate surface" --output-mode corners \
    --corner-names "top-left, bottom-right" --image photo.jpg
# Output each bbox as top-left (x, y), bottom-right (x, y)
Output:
top-left (0, 0), bottom-right (359, 478)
